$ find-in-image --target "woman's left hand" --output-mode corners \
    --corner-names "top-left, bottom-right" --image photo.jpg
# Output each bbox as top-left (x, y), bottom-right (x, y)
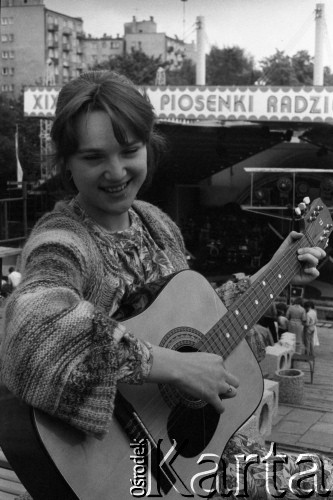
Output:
top-left (273, 231), bottom-right (326, 286)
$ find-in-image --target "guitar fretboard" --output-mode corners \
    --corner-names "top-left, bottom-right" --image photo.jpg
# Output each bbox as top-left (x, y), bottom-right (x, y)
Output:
top-left (196, 233), bottom-right (312, 357)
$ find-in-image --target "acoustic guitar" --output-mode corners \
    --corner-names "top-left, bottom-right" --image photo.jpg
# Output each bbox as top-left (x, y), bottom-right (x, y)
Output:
top-left (0, 198), bottom-right (332, 499)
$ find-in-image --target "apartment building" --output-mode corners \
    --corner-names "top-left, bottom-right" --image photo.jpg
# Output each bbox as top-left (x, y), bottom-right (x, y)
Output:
top-left (1, 0), bottom-right (84, 97)
top-left (125, 16), bottom-right (195, 70)
top-left (1, 1), bottom-right (196, 99)
top-left (83, 34), bottom-right (124, 69)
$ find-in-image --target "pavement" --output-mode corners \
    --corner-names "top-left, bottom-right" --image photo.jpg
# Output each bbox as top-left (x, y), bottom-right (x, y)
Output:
top-left (266, 322), bottom-right (333, 458)
top-left (268, 404), bottom-right (333, 457)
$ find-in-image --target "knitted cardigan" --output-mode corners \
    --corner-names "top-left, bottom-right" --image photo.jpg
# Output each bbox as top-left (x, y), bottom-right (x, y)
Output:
top-left (0, 198), bottom-right (250, 437)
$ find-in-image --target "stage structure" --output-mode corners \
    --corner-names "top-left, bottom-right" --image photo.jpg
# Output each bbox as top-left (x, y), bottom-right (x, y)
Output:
top-left (243, 167), bottom-right (333, 220)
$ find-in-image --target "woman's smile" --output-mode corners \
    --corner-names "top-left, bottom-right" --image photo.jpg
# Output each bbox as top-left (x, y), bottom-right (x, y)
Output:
top-left (99, 180), bottom-right (130, 195)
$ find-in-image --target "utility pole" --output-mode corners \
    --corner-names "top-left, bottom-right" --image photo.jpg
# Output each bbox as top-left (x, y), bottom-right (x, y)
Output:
top-left (314, 3), bottom-right (324, 86)
top-left (196, 16), bottom-right (205, 85)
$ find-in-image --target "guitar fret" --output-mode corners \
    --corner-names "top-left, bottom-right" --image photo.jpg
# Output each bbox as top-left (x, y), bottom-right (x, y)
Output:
top-left (196, 233), bottom-right (315, 356)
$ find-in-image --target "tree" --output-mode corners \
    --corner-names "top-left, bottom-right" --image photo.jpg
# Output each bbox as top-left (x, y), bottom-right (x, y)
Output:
top-left (93, 50), bottom-right (163, 85)
top-left (165, 59), bottom-right (196, 85)
top-left (0, 95), bottom-right (17, 190)
top-left (206, 45), bottom-right (261, 86)
top-left (259, 50), bottom-right (299, 86)
top-left (291, 50), bottom-right (314, 85)
top-left (16, 94), bottom-right (41, 182)
top-left (0, 94), bottom-right (40, 191)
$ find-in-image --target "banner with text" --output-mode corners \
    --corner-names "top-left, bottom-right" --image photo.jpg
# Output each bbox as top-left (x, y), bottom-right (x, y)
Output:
top-left (24, 85), bottom-right (333, 123)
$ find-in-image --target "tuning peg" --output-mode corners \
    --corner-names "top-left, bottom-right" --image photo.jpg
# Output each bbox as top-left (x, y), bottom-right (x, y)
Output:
top-left (295, 207), bottom-right (301, 216)
top-left (303, 197), bottom-right (310, 205)
top-left (298, 202), bottom-right (307, 211)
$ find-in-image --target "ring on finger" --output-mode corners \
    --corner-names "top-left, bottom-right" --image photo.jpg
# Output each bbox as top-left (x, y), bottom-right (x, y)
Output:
top-left (226, 385), bottom-right (233, 394)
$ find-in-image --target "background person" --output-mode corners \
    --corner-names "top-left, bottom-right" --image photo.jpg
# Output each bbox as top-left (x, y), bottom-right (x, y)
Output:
top-left (303, 300), bottom-right (318, 357)
top-left (7, 267), bottom-right (22, 290)
top-left (276, 302), bottom-right (289, 338)
top-left (286, 296), bottom-right (307, 354)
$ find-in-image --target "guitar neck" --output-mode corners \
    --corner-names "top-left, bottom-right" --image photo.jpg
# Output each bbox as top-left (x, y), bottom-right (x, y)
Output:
top-left (197, 233), bottom-right (311, 357)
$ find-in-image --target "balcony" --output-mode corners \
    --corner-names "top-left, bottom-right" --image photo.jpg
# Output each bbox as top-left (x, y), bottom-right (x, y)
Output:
top-left (47, 40), bottom-right (59, 48)
top-left (76, 30), bottom-right (84, 39)
top-left (47, 23), bottom-right (59, 31)
top-left (62, 27), bottom-right (72, 36)
top-left (62, 43), bottom-right (70, 52)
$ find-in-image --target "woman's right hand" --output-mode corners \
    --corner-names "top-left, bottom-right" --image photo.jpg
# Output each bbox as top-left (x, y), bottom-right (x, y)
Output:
top-left (146, 345), bottom-right (239, 414)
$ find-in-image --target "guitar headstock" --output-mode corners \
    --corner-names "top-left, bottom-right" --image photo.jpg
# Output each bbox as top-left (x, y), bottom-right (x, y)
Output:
top-left (295, 197), bottom-right (333, 249)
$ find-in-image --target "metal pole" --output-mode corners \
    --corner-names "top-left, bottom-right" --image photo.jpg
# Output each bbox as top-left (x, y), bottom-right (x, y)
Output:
top-left (314, 3), bottom-right (324, 86)
top-left (196, 16), bottom-right (205, 85)
top-left (23, 182), bottom-right (28, 237)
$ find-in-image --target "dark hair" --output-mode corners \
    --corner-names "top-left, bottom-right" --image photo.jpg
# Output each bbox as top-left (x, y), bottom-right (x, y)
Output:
top-left (304, 300), bottom-right (315, 310)
top-left (276, 302), bottom-right (287, 314)
top-left (51, 70), bottom-right (165, 194)
top-left (293, 296), bottom-right (304, 306)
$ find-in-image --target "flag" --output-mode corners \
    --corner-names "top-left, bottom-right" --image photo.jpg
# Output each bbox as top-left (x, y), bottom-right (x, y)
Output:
top-left (15, 124), bottom-right (23, 183)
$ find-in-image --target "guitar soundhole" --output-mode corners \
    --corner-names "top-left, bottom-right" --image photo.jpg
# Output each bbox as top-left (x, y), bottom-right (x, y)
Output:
top-left (167, 404), bottom-right (220, 458)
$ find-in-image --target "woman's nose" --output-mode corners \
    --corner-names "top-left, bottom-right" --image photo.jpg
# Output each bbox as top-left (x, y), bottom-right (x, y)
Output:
top-left (103, 156), bottom-right (125, 180)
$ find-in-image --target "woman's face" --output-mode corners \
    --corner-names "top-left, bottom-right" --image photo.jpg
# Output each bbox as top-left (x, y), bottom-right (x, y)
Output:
top-left (68, 110), bottom-right (147, 231)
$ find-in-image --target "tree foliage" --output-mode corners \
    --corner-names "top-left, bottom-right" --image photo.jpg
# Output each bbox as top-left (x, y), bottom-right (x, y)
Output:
top-left (0, 94), bottom-right (40, 191)
top-left (0, 95), bottom-right (17, 190)
top-left (165, 59), bottom-right (196, 85)
top-left (206, 45), bottom-right (261, 85)
top-left (93, 50), bottom-right (163, 85)
top-left (258, 49), bottom-right (333, 86)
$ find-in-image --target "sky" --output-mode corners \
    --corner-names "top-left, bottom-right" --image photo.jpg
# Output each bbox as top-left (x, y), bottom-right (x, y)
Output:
top-left (44, 0), bottom-right (333, 69)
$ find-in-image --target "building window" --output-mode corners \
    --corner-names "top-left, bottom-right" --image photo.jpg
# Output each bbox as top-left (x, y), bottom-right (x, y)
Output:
top-left (2, 68), bottom-right (9, 75)
top-left (1, 84), bottom-right (14, 92)
top-left (9, 51), bottom-right (14, 58)
top-left (3, 34), bottom-right (15, 42)
top-left (9, 67), bottom-right (14, 75)
top-left (2, 51), bottom-right (9, 59)
top-left (1, 18), bottom-right (8, 25)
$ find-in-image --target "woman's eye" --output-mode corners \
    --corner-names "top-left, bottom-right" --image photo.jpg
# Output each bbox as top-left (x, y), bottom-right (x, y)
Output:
top-left (84, 154), bottom-right (103, 161)
top-left (123, 147), bottom-right (139, 155)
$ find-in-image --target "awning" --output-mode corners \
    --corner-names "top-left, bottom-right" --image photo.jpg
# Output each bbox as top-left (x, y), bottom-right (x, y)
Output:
top-left (156, 121), bottom-right (287, 184)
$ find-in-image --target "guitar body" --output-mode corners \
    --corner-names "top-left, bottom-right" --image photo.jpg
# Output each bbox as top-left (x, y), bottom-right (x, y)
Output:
top-left (33, 270), bottom-right (263, 499)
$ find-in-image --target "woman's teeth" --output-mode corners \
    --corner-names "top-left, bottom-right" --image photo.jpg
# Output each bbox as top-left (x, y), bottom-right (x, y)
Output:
top-left (102, 182), bottom-right (128, 193)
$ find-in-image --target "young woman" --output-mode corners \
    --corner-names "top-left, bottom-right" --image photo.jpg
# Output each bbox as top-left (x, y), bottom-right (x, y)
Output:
top-left (0, 71), bottom-right (330, 499)
top-left (304, 300), bottom-right (319, 356)
top-left (287, 297), bottom-right (307, 354)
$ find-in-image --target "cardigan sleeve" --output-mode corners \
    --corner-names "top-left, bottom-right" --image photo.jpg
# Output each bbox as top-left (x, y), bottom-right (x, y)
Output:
top-left (0, 225), bottom-right (153, 437)
top-left (215, 277), bottom-right (251, 308)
